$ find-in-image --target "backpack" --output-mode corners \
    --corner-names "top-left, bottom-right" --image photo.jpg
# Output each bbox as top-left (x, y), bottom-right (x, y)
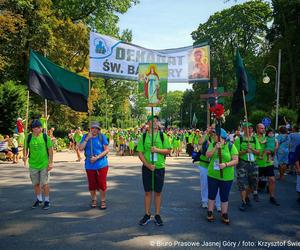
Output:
top-left (194, 140), bottom-right (233, 163)
top-left (238, 136), bottom-right (257, 150)
top-left (193, 139), bottom-right (209, 163)
top-left (27, 133), bottom-right (48, 156)
top-left (142, 131), bottom-right (164, 145)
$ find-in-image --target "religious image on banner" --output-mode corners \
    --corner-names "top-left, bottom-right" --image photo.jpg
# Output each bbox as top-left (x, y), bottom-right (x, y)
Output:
top-left (188, 45), bottom-right (210, 82)
top-left (138, 63), bottom-right (168, 106)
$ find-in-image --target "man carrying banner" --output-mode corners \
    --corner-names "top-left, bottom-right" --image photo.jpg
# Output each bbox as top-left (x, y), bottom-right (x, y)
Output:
top-left (23, 119), bottom-right (53, 210)
top-left (79, 122), bottom-right (109, 209)
top-left (234, 122), bottom-right (260, 211)
top-left (137, 115), bottom-right (171, 226)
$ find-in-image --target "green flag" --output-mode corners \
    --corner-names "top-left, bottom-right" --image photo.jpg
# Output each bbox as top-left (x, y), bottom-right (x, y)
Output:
top-left (231, 49), bottom-right (256, 112)
top-left (192, 113), bottom-right (198, 126)
top-left (28, 49), bottom-right (89, 112)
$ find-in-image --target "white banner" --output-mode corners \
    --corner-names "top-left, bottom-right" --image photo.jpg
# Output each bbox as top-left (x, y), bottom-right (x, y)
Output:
top-left (89, 32), bottom-right (210, 83)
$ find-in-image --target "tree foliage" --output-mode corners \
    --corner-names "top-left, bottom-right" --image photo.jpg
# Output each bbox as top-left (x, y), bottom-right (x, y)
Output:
top-left (0, 0), bottom-right (138, 133)
top-left (0, 81), bottom-right (27, 135)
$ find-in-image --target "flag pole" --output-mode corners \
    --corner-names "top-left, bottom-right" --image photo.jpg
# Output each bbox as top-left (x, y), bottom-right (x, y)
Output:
top-left (23, 91), bottom-right (30, 166)
top-left (151, 106), bottom-right (154, 191)
top-left (242, 90), bottom-right (250, 143)
top-left (45, 99), bottom-right (47, 133)
top-left (88, 74), bottom-right (93, 156)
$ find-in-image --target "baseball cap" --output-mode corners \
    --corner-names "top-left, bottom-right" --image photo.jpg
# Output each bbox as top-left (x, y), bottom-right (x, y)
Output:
top-left (147, 115), bottom-right (159, 122)
top-left (220, 128), bottom-right (227, 139)
top-left (31, 119), bottom-right (42, 128)
top-left (90, 121), bottom-right (101, 129)
top-left (242, 122), bottom-right (253, 127)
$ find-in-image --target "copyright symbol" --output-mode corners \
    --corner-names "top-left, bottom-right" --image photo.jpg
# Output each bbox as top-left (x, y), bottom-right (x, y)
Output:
top-left (150, 241), bottom-right (155, 246)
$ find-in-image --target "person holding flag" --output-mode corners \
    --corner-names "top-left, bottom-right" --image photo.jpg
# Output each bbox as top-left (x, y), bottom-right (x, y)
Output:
top-left (137, 115), bottom-right (171, 226)
top-left (23, 119), bottom-right (54, 210)
top-left (234, 122), bottom-right (261, 211)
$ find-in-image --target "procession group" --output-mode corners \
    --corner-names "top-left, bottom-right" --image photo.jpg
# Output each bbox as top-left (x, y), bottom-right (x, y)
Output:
top-left (1, 115), bottom-right (300, 226)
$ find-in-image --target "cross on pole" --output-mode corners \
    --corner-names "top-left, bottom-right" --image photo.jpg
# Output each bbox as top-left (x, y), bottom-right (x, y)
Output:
top-left (200, 78), bottom-right (232, 126)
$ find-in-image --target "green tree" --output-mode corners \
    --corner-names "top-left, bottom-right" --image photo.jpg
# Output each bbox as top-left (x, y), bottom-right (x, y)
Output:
top-left (191, 0), bottom-right (273, 127)
top-left (160, 91), bottom-right (184, 127)
top-left (0, 81), bottom-right (27, 135)
top-left (266, 0), bottom-right (300, 111)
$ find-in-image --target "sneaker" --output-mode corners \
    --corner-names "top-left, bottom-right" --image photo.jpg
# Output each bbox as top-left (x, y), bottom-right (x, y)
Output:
top-left (43, 201), bottom-right (50, 210)
top-left (207, 211), bottom-right (214, 222)
top-left (253, 194), bottom-right (259, 202)
top-left (221, 213), bottom-right (230, 225)
top-left (154, 214), bottom-right (164, 226)
top-left (239, 202), bottom-right (247, 211)
top-left (202, 202), bottom-right (208, 209)
top-left (32, 199), bottom-right (42, 209)
top-left (139, 214), bottom-right (151, 226)
top-left (270, 197), bottom-right (280, 206)
top-left (245, 197), bottom-right (252, 207)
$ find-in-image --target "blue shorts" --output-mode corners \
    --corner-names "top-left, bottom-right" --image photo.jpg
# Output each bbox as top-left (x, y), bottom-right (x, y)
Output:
top-left (208, 176), bottom-right (233, 202)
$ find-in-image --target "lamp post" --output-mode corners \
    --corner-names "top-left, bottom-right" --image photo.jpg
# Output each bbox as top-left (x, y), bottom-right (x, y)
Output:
top-left (262, 49), bottom-right (281, 130)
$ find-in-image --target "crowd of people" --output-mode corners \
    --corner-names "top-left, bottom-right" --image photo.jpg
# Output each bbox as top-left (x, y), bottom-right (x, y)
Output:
top-left (1, 115), bottom-right (300, 226)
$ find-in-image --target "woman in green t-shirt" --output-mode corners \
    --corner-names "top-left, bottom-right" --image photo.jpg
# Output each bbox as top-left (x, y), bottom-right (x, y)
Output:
top-left (205, 128), bottom-right (239, 225)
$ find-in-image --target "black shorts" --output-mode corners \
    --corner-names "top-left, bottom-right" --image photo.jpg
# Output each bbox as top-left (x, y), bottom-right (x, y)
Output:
top-left (12, 147), bottom-right (18, 154)
top-left (259, 166), bottom-right (275, 177)
top-left (142, 165), bottom-right (165, 193)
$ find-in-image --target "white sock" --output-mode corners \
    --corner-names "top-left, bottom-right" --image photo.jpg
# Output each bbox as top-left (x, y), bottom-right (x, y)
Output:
top-left (37, 194), bottom-right (42, 201)
top-left (44, 196), bottom-right (50, 202)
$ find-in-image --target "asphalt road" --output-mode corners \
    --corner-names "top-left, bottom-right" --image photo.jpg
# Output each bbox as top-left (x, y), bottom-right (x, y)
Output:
top-left (0, 151), bottom-right (299, 250)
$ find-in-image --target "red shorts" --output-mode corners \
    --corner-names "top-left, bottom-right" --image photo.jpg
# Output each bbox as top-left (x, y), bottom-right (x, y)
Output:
top-left (86, 166), bottom-right (108, 191)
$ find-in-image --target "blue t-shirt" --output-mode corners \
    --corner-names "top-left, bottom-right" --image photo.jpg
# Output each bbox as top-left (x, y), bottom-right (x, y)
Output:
top-left (288, 133), bottom-right (300, 153)
top-left (81, 134), bottom-right (108, 170)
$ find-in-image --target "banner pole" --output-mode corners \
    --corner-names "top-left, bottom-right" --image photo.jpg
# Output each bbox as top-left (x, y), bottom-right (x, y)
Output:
top-left (207, 81), bottom-right (211, 128)
top-left (88, 75), bottom-right (93, 156)
top-left (23, 91), bottom-right (30, 166)
top-left (151, 106), bottom-right (154, 191)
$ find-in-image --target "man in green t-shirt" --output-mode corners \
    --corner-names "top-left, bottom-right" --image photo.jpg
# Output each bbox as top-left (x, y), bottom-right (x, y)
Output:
top-left (255, 123), bottom-right (280, 206)
top-left (234, 122), bottom-right (261, 211)
top-left (23, 119), bottom-right (53, 210)
top-left (73, 127), bottom-right (83, 162)
top-left (137, 115), bottom-right (171, 226)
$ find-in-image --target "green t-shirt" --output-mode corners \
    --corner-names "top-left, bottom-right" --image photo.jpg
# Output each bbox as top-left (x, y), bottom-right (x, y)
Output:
top-left (73, 133), bottom-right (82, 143)
top-left (207, 142), bottom-right (238, 181)
top-left (234, 136), bottom-right (261, 162)
top-left (255, 135), bottom-right (273, 168)
top-left (188, 133), bottom-right (194, 144)
top-left (137, 132), bottom-right (171, 169)
top-left (193, 135), bottom-right (201, 145)
top-left (26, 134), bottom-right (53, 169)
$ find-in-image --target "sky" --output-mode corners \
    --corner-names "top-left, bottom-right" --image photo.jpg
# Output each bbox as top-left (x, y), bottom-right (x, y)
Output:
top-left (118, 0), bottom-right (248, 91)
